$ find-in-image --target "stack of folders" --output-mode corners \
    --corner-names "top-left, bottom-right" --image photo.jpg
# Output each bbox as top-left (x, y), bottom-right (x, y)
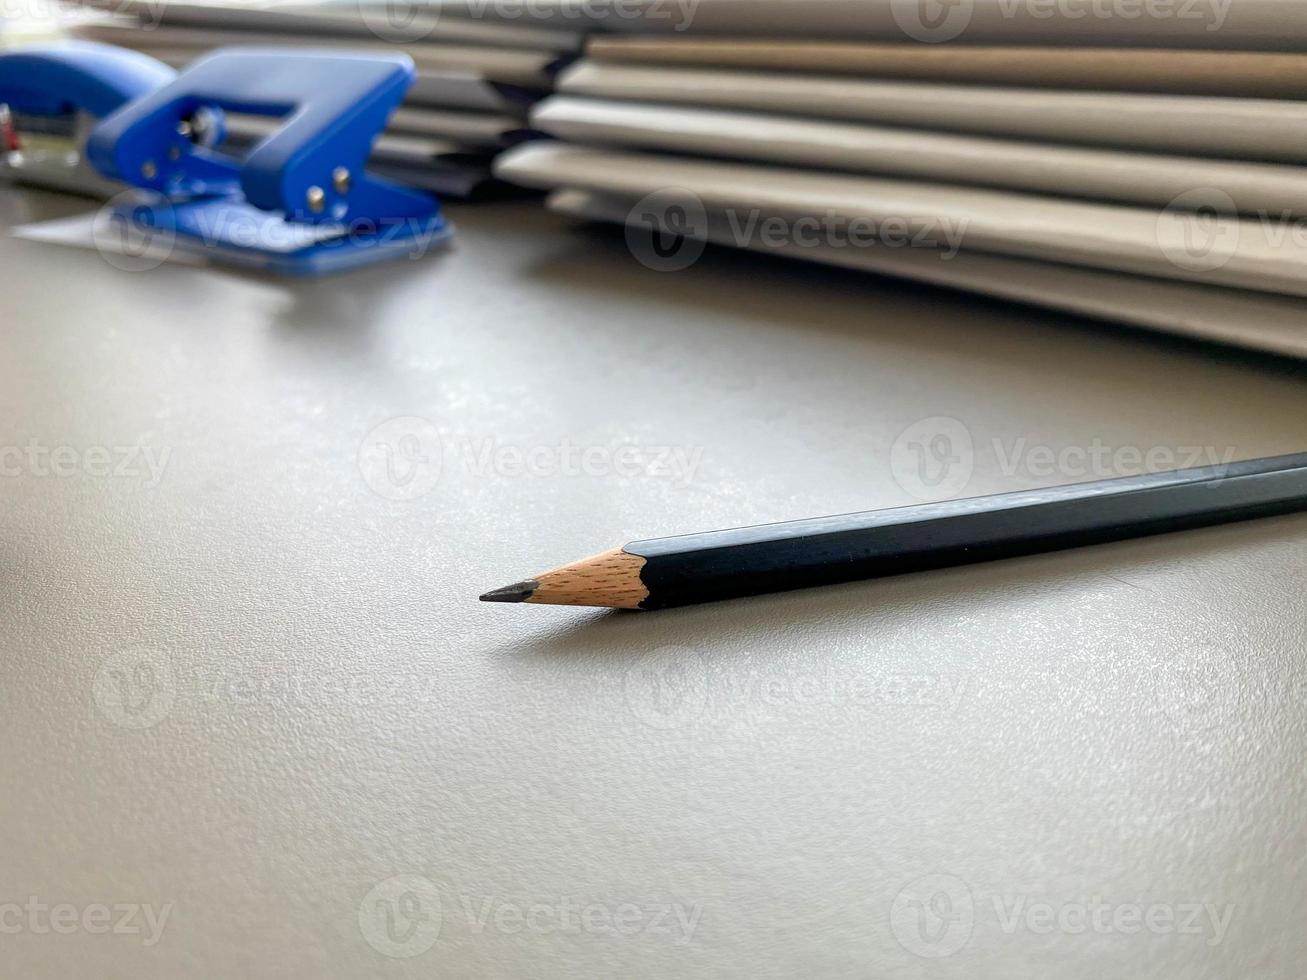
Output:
top-left (60, 0), bottom-right (583, 198)
top-left (491, 0), bottom-right (1307, 358)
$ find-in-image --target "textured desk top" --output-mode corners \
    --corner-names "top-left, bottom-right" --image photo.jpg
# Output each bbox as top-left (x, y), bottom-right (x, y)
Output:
top-left (2, 185), bottom-right (1306, 979)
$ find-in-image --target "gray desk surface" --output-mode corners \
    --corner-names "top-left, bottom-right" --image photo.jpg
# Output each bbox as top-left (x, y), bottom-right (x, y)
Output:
top-left (2, 184), bottom-right (1307, 979)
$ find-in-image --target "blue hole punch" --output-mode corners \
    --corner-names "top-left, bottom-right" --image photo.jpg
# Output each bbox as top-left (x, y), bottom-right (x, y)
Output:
top-left (87, 48), bottom-right (451, 276)
top-left (0, 41), bottom-right (176, 196)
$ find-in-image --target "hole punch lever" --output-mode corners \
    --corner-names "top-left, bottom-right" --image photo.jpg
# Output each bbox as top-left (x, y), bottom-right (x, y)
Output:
top-left (86, 47), bottom-right (450, 276)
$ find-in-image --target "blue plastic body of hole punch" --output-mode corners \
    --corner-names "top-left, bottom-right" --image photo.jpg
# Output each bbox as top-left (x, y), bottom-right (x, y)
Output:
top-left (0, 41), bottom-right (175, 119)
top-left (86, 48), bottom-right (451, 276)
top-left (0, 41), bottom-right (177, 196)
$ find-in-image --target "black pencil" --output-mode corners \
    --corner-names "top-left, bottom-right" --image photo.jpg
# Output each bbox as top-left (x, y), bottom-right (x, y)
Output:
top-left (481, 451), bottom-right (1307, 611)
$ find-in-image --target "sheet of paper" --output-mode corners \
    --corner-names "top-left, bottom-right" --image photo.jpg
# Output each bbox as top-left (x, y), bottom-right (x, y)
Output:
top-left (531, 97), bottom-right (1307, 217)
top-left (586, 39), bottom-right (1307, 98)
top-left (495, 142), bottom-right (1307, 298)
top-left (558, 61), bottom-right (1307, 163)
top-left (549, 188), bottom-right (1307, 359)
top-left (11, 210), bottom-right (207, 267)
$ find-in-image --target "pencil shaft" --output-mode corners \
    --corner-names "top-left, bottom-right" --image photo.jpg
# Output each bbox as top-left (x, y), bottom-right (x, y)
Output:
top-left (627, 452), bottom-right (1307, 609)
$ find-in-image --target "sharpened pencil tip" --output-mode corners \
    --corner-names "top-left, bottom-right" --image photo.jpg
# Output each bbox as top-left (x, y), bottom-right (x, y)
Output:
top-left (480, 580), bottom-right (539, 603)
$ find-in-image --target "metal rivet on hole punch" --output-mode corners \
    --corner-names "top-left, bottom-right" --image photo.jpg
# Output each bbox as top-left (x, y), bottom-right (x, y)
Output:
top-left (141, 160), bottom-right (157, 179)
top-left (306, 186), bottom-right (325, 213)
top-left (332, 167), bottom-right (351, 194)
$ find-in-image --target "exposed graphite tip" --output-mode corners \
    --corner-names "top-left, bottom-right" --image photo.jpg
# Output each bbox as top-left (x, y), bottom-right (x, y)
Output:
top-left (479, 580), bottom-right (539, 603)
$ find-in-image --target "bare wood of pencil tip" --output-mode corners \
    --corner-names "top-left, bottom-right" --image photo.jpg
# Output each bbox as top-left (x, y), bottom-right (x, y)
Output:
top-left (480, 548), bottom-right (649, 609)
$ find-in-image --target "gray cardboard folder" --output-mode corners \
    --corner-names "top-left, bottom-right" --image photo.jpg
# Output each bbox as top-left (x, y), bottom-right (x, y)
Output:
top-left (531, 96), bottom-right (1307, 217)
top-left (440, 0), bottom-right (1307, 48)
top-left (547, 189), bottom-right (1307, 360)
top-left (586, 39), bottom-right (1307, 99)
top-left (558, 62), bottom-right (1307, 162)
top-left (496, 143), bottom-right (1307, 358)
